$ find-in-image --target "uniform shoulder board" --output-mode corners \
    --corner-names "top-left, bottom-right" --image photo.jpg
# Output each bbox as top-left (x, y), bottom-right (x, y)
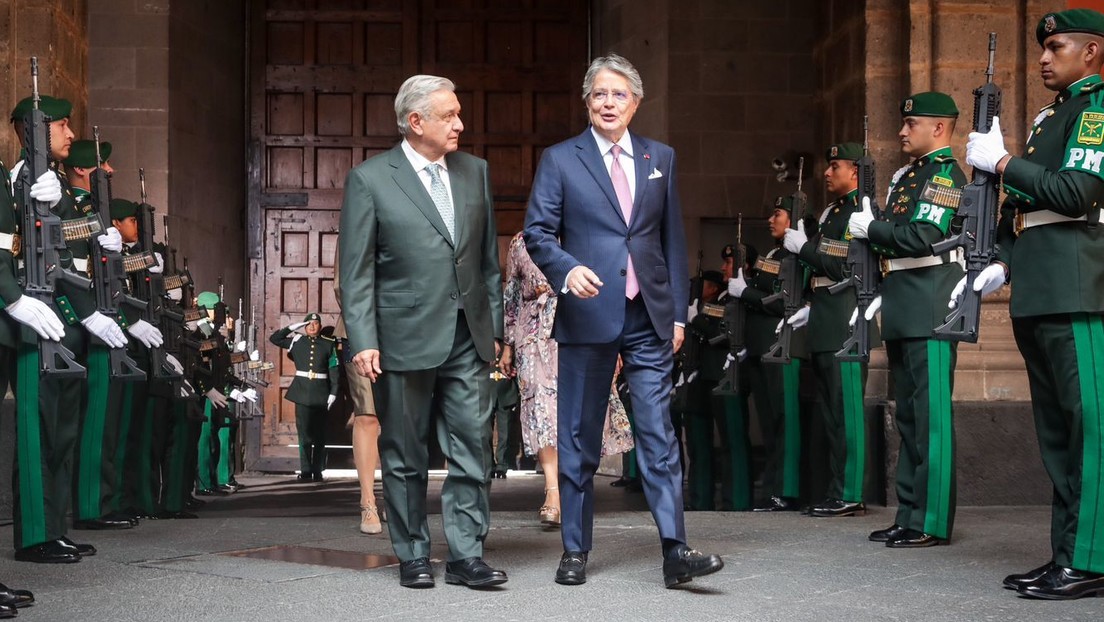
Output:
top-left (1039, 102), bottom-right (1056, 113)
top-left (1082, 81), bottom-right (1104, 94)
top-left (932, 154), bottom-right (956, 164)
top-left (320, 335), bottom-right (335, 342)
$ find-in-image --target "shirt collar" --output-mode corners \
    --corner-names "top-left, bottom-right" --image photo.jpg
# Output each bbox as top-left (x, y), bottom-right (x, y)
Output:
top-left (590, 127), bottom-right (634, 159)
top-left (1057, 74), bottom-right (1102, 104)
top-left (401, 139), bottom-right (448, 173)
top-left (914, 146), bottom-right (952, 166)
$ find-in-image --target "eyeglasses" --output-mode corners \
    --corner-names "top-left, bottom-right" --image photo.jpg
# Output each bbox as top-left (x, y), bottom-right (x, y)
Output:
top-left (589, 90), bottom-right (631, 104)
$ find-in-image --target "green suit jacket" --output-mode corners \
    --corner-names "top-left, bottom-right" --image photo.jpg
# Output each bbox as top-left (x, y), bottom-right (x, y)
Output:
top-left (338, 143), bottom-right (503, 371)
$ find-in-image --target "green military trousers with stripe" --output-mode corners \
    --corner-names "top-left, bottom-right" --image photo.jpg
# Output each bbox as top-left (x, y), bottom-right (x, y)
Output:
top-left (812, 352), bottom-right (868, 503)
top-left (748, 356), bottom-right (802, 500)
top-left (687, 386), bottom-right (753, 511)
top-left (1013, 313), bottom-right (1104, 573)
top-left (885, 338), bottom-right (956, 539)
top-left (73, 344), bottom-right (126, 521)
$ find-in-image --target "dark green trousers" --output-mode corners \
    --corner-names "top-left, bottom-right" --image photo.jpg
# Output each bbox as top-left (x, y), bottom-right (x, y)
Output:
top-left (747, 356), bottom-right (802, 500)
top-left (686, 385), bottom-right (752, 511)
top-left (73, 345), bottom-right (127, 521)
top-left (294, 403), bottom-right (327, 476)
top-left (1013, 313), bottom-right (1104, 573)
top-left (885, 338), bottom-right (956, 539)
top-left (811, 352), bottom-right (868, 503)
top-left (375, 313), bottom-right (492, 562)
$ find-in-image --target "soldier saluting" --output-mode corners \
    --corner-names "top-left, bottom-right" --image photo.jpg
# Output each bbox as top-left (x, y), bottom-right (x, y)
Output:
top-left (270, 313), bottom-right (338, 482)
top-left (964, 8), bottom-right (1104, 600)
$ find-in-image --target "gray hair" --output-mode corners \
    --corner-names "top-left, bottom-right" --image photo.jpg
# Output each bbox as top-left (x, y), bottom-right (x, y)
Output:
top-left (581, 53), bottom-right (644, 102)
top-left (395, 75), bottom-right (456, 135)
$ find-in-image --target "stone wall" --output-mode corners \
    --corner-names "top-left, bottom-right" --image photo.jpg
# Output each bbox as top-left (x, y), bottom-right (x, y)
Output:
top-left (0, 0), bottom-right (88, 164)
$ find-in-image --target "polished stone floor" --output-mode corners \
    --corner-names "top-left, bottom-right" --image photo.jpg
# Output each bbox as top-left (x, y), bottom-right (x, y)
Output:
top-left (0, 472), bottom-right (1097, 621)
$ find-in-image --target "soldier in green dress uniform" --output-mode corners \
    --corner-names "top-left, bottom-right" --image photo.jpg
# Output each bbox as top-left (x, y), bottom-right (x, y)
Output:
top-left (270, 312), bottom-right (338, 481)
top-left (729, 197), bottom-right (807, 512)
top-left (848, 92), bottom-right (966, 547)
top-left (963, 8), bottom-right (1104, 599)
top-left (783, 143), bottom-right (880, 517)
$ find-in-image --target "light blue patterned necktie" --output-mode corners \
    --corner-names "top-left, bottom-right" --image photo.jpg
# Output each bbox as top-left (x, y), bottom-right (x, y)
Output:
top-left (425, 163), bottom-right (455, 240)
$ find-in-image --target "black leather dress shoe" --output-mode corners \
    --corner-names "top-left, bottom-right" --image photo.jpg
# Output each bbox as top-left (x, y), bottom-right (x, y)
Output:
top-left (398, 557), bottom-right (435, 588)
top-left (0, 603), bottom-right (15, 619)
top-left (610, 476), bottom-right (632, 488)
top-left (885, 528), bottom-right (948, 548)
top-left (14, 540), bottom-right (81, 564)
top-left (492, 470), bottom-right (507, 479)
top-left (184, 496), bottom-right (206, 509)
top-left (0, 582), bottom-right (34, 608)
top-left (555, 551), bottom-right (588, 585)
top-left (104, 510), bottom-right (140, 526)
top-left (810, 498), bottom-right (866, 517)
top-left (1003, 561), bottom-right (1057, 590)
top-left (73, 517), bottom-right (133, 530)
top-left (195, 488), bottom-right (229, 496)
top-left (752, 496), bottom-right (800, 512)
top-left (868, 524), bottom-right (906, 542)
top-left (217, 484), bottom-right (238, 493)
top-left (295, 474), bottom-right (312, 483)
top-left (662, 545), bottom-right (724, 588)
top-left (157, 510), bottom-right (199, 520)
top-left (444, 557), bottom-right (508, 587)
top-left (57, 537), bottom-right (97, 556)
top-left (1018, 565), bottom-right (1104, 600)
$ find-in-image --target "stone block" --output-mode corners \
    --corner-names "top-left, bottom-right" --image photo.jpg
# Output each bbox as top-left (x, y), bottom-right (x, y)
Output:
top-left (135, 45), bottom-right (168, 89)
top-left (89, 12), bottom-right (168, 49)
top-left (88, 46), bottom-right (136, 90)
top-left (666, 131), bottom-right (701, 176)
top-left (668, 53), bottom-right (701, 92)
top-left (88, 0), bottom-right (137, 15)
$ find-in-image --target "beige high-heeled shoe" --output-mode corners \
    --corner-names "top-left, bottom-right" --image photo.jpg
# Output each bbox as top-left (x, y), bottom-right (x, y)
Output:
top-left (360, 504), bottom-right (383, 534)
top-left (539, 487), bottom-right (561, 527)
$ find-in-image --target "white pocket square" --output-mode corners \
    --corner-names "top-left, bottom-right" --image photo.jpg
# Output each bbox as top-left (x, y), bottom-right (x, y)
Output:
top-left (648, 169), bottom-right (663, 180)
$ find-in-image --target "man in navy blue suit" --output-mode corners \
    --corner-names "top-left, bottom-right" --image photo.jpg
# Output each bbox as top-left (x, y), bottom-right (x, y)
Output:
top-left (524, 53), bottom-right (724, 588)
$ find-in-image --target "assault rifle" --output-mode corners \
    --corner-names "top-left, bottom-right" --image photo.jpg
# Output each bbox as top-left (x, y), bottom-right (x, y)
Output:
top-left (136, 169), bottom-right (181, 379)
top-left (932, 32), bottom-right (1002, 343)
top-left (712, 215), bottom-right (747, 396)
top-left (763, 158), bottom-right (807, 364)
top-left (16, 57), bottom-right (87, 377)
top-left (826, 115), bottom-right (883, 362)
top-left (88, 128), bottom-right (145, 380)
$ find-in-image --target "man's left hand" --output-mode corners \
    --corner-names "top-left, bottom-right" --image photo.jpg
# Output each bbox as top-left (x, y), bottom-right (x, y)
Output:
top-left (966, 115), bottom-right (1008, 174)
top-left (782, 221), bottom-right (808, 254)
top-left (149, 251), bottom-right (164, 274)
top-left (672, 325), bottom-right (685, 353)
top-left (848, 196), bottom-right (875, 239)
top-left (98, 227), bottom-right (123, 253)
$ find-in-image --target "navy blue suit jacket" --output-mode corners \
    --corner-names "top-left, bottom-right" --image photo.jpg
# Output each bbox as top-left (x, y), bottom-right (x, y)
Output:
top-left (524, 129), bottom-right (688, 344)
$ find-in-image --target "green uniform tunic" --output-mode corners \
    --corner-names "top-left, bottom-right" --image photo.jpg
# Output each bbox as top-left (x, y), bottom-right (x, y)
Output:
top-left (742, 244), bottom-right (805, 501)
top-left (798, 189), bottom-right (880, 503)
top-left (866, 146), bottom-right (966, 539)
top-left (997, 73), bottom-right (1104, 573)
top-left (270, 326), bottom-right (338, 476)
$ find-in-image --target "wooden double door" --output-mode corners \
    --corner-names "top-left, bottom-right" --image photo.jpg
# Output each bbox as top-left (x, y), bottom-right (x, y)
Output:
top-left (246, 0), bottom-right (589, 470)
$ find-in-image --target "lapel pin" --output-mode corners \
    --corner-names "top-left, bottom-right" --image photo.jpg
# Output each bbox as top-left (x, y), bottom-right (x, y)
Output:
top-left (643, 153), bottom-right (650, 160)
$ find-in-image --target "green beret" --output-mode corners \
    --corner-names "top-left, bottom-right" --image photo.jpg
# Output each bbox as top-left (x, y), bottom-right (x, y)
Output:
top-left (110, 198), bottom-right (138, 221)
top-left (1037, 9), bottom-right (1104, 46)
top-left (826, 142), bottom-right (863, 162)
top-left (773, 195), bottom-right (797, 216)
top-left (10, 95), bottom-right (72, 122)
top-left (197, 291), bottom-right (220, 309)
top-left (303, 312), bottom-right (321, 323)
top-left (900, 92), bottom-right (959, 118)
top-left (64, 140), bottom-right (112, 168)
top-left (701, 270), bottom-right (725, 286)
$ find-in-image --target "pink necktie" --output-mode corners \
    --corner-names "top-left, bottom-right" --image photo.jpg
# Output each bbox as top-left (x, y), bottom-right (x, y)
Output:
top-left (610, 144), bottom-right (639, 299)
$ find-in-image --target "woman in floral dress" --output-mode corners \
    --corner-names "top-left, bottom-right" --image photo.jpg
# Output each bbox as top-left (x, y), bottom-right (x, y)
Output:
top-left (501, 232), bottom-right (634, 527)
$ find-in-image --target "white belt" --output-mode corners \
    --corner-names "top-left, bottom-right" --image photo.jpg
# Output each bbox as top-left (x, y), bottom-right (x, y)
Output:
top-left (0, 232), bottom-right (20, 254)
top-left (295, 370), bottom-right (326, 380)
top-left (1015, 210), bottom-right (1088, 235)
top-left (882, 248), bottom-right (963, 274)
top-left (810, 276), bottom-right (838, 289)
top-left (71, 257), bottom-right (89, 273)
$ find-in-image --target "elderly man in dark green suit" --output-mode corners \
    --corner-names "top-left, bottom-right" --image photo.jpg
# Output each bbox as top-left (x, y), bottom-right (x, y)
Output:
top-left (338, 74), bottom-right (505, 589)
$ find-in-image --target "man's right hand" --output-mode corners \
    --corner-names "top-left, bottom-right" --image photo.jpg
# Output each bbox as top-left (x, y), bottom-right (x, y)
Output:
top-left (30, 171), bottom-right (62, 207)
top-left (81, 311), bottom-right (128, 348)
top-left (288, 321), bottom-right (309, 331)
top-left (353, 349), bottom-right (382, 382)
top-left (5, 296), bottom-right (65, 341)
top-left (205, 388), bottom-right (228, 409)
top-left (565, 266), bottom-right (603, 298)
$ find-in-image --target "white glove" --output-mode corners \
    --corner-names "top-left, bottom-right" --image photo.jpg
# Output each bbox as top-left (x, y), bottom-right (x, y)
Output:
top-left (327, 394), bottom-right (337, 409)
top-left (30, 171), bottom-right (62, 206)
top-left (966, 116), bottom-right (1008, 174)
top-left (849, 295), bottom-right (882, 327)
top-left (97, 227), bottom-right (123, 253)
top-left (235, 340), bottom-right (247, 352)
top-left (288, 321), bottom-right (309, 331)
top-left (167, 287), bottom-right (183, 301)
top-left (126, 319), bottom-right (164, 348)
top-left (243, 387), bottom-right (258, 402)
top-left (148, 251), bottom-right (164, 274)
top-left (949, 264), bottom-right (1006, 309)
top-left (727, 268), bottom-right (748, 299)
top-left (230, 388), bottom-right (257, 403)
top-left (5, 296), bottom-right (65, 341)
top-left (787, 305), bottom-right (811, 330)
top-left (686, 299), bottom-right (699, 323)
top-left (848, 196), bottom-right (875, 239)
top-left (206, 388), bottom-right (228, 409)
top-left (165, 353), bottom-right (184, 375)
top-left (782, 221), bottom-right (808, 254)
top-left (81, 311), bottom-right (128, 348)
